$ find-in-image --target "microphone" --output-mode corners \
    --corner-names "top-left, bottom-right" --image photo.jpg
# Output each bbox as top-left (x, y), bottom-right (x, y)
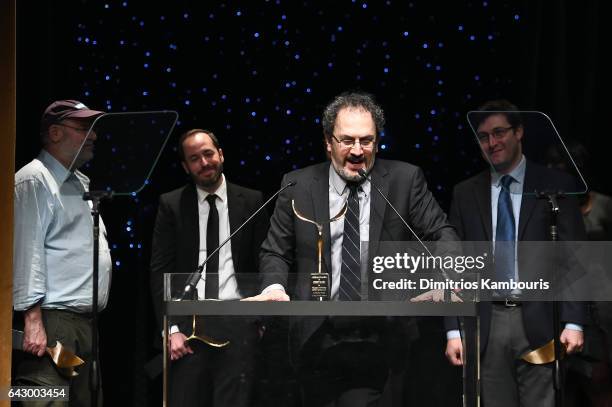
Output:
top-left (357, 168), bottom-right (464, 300)
top-left (181, 180), bottom-right (296, 300)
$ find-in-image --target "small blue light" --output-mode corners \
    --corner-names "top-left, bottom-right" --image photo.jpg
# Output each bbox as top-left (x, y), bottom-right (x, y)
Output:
top-left (137, 244), bottom-right (142, 249)
top-left (115, 261), bottom-right (121, 266)
top-left (338, 26), bottom-right (343, 31)
top-left (281, 14), bottom-right (286, 20)
top-left (254, 32), bottom-right (260, 38)
top-left (142, 90), bottom-right (148, 96)
top-left (129, 243), bottom-right (134, 248)
top-left (422, 43), bottom-right (428, 49)
top-left (286, 109), bottom-right (292, 115)
top-left (122, 1), bottom-right (127, 7)
top-left (383, 67), bottom-right (389, 73)
top-left (251, 111), bottom-right (257, 117)
top-left (294, 54), bottom-right (300, 60)
top-left (415, 113), bottom-right (420, 119)
top-left (431, 109), bottom-right (437, 115)
top-left (284, 40), bottom-right (290, 46)
top-left (183, 13), bottom-right (189, 19)
top-left (85, 37), bottom-right (90, 43)
top-left (184, 100), bottom-right (190, 105)
top-left (112, 244), bottom-right (118, 249)
top-left (458, 25), bottom-right (464, 31)
top-left (362, 3), bottom-right (367, 8)
top-left (105, 75), bottom-right (110, 80)
top-left (240, 160), bottom-right (245, 166)
top-left (126, 226), bottom-right (132, 232)
top-left (285, 139), bottom-right (291, 144)
top-left (469, 35), bottom-right (476, 41)
top-left (474, 75), bottom-right (480, 81)
top-left (139, 21), bottom-right (144, 27)
top-left (145, 51), bottom-right (151, 57)
top-left (415, 144), bottom-right (421, 149)
top-left (236, 10), bottom-right (242, 16)
top-left (143, 63), bottom-right (149, 68)
top-left (488, 34), bottom-right (494, 40)
top-left (104, 4), bottom-right (109, 9)
top-left (245, 97), bottom-right (250, 103)
top-left (265, 155), bottom-right (271, 161)
top-left (166, 67), bottom-right (172, 72)
top-left (381, 144), bottom-right (387, 150)
top-left (403, 31), bottom-right (409, 37)
top-left (306, 87), bottom-right (311, 93)
top-left (514, 14), bottom-right (520, 21)
top-left (84, 91), bottom-right (90, 96)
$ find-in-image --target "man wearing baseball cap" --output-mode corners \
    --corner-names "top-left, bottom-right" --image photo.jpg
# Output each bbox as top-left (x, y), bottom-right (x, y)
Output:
top-left (13, 99), bottom-right (112, 405)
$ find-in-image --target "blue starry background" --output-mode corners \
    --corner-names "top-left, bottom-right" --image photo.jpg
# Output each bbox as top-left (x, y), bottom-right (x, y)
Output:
top-left (15, 1), bottom-right (603, 405)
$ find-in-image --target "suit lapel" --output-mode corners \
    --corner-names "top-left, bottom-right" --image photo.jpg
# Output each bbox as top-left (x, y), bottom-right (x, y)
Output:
top-left (182, 184), bottom-right (201, 271)
top-left (368, 162), bottom-right (389, 261)
top-left (518, 162), bottom-right (537, 240)
top-left (226, 182), bottom-right (243, 273)
top-left (311, 164), bottom-right (332, 274)
top-left (473, 171), bottom-right (492, 241)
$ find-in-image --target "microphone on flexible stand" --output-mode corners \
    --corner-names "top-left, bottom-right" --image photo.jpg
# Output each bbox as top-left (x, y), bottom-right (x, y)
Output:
top-left (180, 180), bottom-right (297, 300)
top-left (357, 168), bottom-right (464, 300)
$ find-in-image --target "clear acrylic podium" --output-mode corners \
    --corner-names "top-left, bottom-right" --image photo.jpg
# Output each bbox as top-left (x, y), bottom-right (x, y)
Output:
top-left (162, 273), bottom-right (479, 407)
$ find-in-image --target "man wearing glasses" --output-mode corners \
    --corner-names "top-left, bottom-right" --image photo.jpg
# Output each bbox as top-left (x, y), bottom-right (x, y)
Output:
top-left (444, 100), bottom-right (586, 407)
top-left (13, 100), bottom-right (112, 405)
top-left (247, 91), bottom-right (458, 406)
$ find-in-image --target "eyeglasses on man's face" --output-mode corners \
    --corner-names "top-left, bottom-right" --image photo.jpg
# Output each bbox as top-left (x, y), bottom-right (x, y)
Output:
top-left (477, 126), bottom-right (514, 144)
top-left (331, 135), bottom-right (376, 149)
top-left (56, 122), bottom-right (92, 133)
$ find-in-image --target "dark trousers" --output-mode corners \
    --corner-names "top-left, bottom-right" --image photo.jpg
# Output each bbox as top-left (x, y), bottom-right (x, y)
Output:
top-left (168, 317), bottom-right (258, 407)
top-left (298, 318), bottom-right (396, 407)
top-left (15, 309), bottom-right (101, 407)
top-left (481, 304), bottom-right (554, 407)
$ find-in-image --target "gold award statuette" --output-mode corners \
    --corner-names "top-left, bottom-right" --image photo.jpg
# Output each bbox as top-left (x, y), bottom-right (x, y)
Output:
top-left (292, 200), bottom-right (347, 301)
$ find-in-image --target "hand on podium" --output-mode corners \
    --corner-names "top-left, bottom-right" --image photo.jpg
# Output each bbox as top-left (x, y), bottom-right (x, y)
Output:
top-left (241, 289), bottom-right (290, 302)
top-left (409, 289), bottom-right (462, 303)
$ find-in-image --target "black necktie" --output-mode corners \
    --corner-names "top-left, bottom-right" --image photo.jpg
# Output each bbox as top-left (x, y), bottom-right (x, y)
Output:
top-left (205, 194), bottom-right (219, 299)
top-left (339, 184), bottom-right (362, 301)
top-left (495, 175), bottom-right (516, 295)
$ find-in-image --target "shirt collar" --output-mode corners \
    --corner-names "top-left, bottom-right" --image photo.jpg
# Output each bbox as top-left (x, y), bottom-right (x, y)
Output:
top-left (196, 173), bottom-right (227, 204)
top-left (38, 149), bottom-right (89, 186)
top-left (328, 163), bottom-right (371, 197)
top-left (491, 154), bottom-right (526, 188)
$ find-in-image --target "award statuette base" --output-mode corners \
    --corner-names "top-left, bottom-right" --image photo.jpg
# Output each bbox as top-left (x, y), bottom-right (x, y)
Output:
top-left (311, 272), bottom-right (330, 301)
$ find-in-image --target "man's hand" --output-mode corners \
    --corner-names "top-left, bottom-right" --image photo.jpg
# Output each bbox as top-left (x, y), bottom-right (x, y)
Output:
top-left (410, 289), bottom-right (462, 303)
top-left (445, 338), bottom-right (464, 366)
top-left (241, 289), bottom-right (290, 302)
top-left (169, 332), bottom-right (194, 361)
top-left (560, 328), bottom-right (584, 355)
top-left (23, 305), bottom-right (47, 357)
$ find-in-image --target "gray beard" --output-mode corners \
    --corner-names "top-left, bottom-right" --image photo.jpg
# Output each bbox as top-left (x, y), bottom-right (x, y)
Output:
top-left (332, 156), bottom-right (375, 183)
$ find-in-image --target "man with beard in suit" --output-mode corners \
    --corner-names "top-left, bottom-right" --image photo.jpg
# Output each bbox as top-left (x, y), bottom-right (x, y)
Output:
top-left (150, 129), bottom-right (269, 407)
top-left (246, 91), bottom-right (459, 407)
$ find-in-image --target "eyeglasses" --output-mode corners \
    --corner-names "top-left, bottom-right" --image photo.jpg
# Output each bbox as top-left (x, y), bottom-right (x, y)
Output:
top-left (331, 135), bottom-right (376, 149)
top-left (477, 126), bottom-right (514, 144)
top-left (56, 123), bottom-right (92, 133)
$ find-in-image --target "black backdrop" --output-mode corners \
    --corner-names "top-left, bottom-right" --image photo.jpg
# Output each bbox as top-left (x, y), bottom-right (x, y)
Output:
top-left (15, 1), bottom-right (605, 405)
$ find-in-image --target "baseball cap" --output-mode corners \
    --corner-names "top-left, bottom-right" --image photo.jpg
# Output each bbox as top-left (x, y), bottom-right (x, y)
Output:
top-left (41, 99), bottom-right (105, 132)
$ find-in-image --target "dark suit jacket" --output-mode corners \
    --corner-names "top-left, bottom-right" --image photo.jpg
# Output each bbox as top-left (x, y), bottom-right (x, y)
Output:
top-left (260, 159), bottom-right (458, 362)
top-left (150, 180), bottom-right (269, 334)
top-left (445, 161), bottom-right (587, 352)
